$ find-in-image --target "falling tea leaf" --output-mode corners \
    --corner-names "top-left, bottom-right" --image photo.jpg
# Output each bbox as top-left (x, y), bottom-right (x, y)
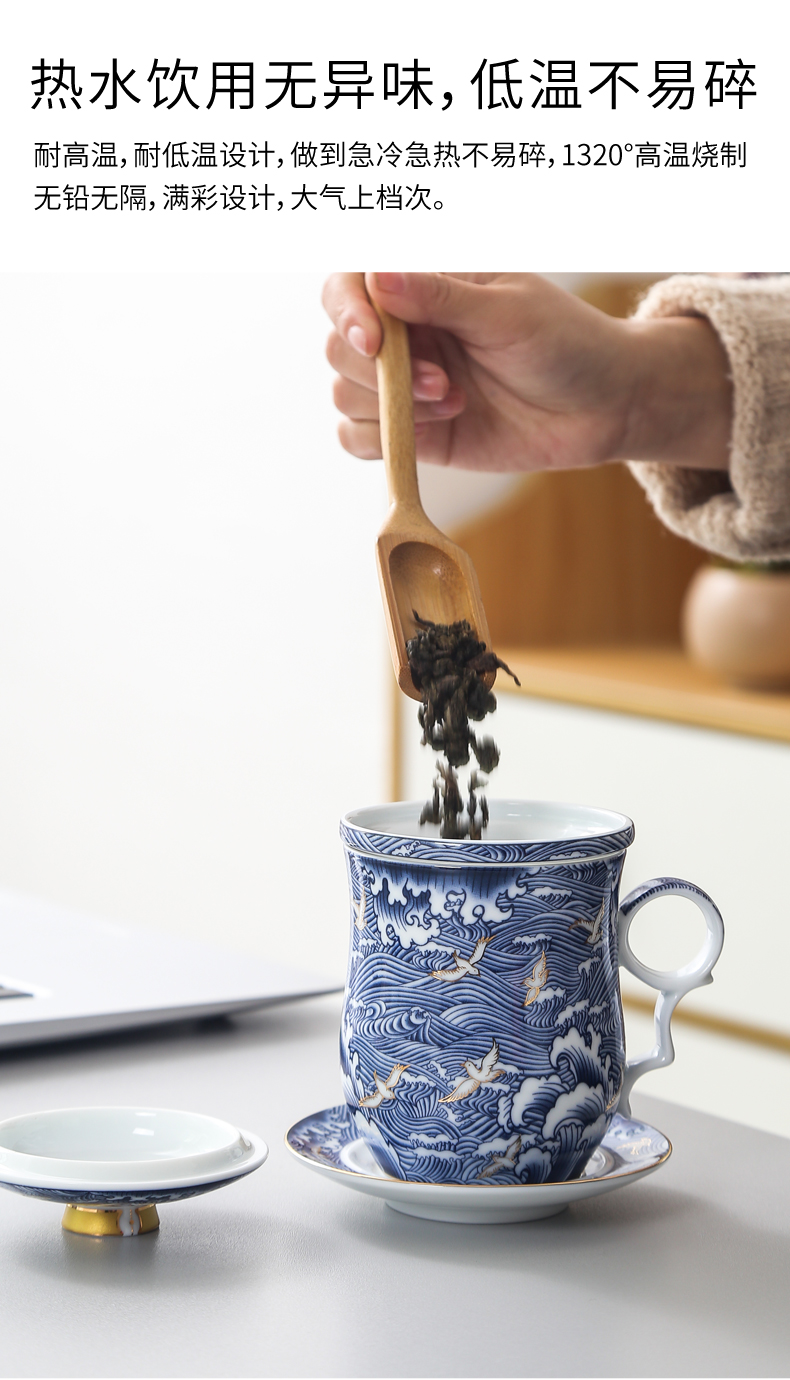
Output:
top-left (406, 613), bottom-right (520, 840)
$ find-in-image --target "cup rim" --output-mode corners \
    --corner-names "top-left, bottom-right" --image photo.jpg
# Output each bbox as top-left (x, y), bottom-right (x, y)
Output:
top-left (341, 799), bottom-right (635, 868)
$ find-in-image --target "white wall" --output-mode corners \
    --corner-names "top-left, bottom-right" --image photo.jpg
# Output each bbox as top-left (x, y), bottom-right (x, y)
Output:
top-left (0, 273), bottom-right (389, 979)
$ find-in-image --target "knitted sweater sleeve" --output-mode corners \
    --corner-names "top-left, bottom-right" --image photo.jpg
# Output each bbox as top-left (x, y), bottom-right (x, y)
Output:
top-left (628, 275), bottom-right (790, 562)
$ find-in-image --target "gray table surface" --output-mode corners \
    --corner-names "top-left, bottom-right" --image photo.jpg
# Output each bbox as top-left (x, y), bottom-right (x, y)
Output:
top-left (0, 992), bottom-right (787, 1379)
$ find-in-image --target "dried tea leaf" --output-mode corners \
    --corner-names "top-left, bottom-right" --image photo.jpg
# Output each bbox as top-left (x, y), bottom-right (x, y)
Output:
top-left (406, 613), bottom-right (520, 840)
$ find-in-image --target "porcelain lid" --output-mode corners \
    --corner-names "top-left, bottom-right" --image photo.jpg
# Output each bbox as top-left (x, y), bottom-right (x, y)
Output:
top-left (0, 1106), bottom-right (266, 1188)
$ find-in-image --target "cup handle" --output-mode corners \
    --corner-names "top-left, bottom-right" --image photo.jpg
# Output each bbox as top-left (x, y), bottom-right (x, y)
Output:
top-left (617, 877), bottom-right (725, 1115)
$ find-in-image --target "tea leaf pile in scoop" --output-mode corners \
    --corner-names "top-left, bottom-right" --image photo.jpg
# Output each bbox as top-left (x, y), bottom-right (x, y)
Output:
top-left (406, 613), bottom-right (520, 840)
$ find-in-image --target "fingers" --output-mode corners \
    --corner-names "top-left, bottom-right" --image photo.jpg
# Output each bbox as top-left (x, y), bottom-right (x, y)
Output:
top-left (323, 271), bottom-right (466, 461)
top-left (322, 272), bottom-right (382, 358)
top-left (338, 419), bottom-right (382, 460)
top-left (366, 271), bottom-right (514, 343)
top-left (326, 325), bottom-right (378, 390)
top-left (333, 374), bottom-right (465, 425)
top-left (326, 328), bottom-right (453, 401)
top-left (338, 408), bottom-right (461, 462)
top-left (323, 273), bottom-right (453, 398)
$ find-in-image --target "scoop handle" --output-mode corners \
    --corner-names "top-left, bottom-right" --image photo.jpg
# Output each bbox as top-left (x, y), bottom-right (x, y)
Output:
top-left (370, 298), bottom-right (423, 516)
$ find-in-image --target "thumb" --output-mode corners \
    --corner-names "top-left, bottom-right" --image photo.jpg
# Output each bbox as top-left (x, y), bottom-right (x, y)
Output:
top-left (366, 272), bottom-right (512, 344)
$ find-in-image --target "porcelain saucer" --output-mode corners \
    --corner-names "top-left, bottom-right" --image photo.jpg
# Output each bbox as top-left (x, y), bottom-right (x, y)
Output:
top-left (0, 1107), bottom-right (268, 1234)
top-left (286, 1105), bottom-right (671, 1224)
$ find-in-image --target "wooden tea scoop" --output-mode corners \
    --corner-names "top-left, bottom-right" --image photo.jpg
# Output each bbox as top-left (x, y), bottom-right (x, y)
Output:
top-left (372, 299), bottom-right (495, 702)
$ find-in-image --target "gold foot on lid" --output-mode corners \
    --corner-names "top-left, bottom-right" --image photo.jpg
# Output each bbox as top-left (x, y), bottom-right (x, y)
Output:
top-left (62, 1204), bottom-right (160, 1236)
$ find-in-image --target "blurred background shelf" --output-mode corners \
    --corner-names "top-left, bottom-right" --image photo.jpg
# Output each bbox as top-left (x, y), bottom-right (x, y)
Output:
top-left (495, 644), bottom-right (790, 744)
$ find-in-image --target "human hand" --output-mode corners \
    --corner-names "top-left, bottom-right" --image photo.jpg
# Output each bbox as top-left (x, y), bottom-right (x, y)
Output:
top-left (323, 272), bottom-right (732, 473)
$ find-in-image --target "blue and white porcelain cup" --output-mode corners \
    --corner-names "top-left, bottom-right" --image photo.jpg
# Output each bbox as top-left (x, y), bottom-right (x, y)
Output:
top-left (339, 800), bottom-right (724, 1186)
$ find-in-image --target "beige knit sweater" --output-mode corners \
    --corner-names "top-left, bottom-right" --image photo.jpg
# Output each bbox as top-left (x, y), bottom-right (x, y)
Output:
top-left (628, 275), bottom-right (790, 562)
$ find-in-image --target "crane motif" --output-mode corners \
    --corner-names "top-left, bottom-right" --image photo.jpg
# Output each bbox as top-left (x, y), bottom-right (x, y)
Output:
top-left (431, 936), bottom-right (493, 983)
top-left (359, 1063), bottom-right (409, 1109)
top-left (570, 897), bottom-right (606, 946)
top-left (477, 1136), bottom-right (523, 1179)
top-left (438, 1039), bottom-right (508, 1104)
top-left (523, 950), bottom-right (549, 1007)
top-left (354, 876), bottom-right (367, 930)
